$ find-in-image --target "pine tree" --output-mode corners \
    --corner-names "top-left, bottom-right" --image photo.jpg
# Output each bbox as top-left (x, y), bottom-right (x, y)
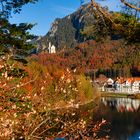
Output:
top-left (0, 0), bottom-right (38, 57)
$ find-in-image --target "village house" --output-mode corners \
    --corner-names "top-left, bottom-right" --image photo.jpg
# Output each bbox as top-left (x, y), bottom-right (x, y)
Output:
top-left (94, 75), bottom-right (114, 92)
top-left (114, 77), bottom-right (140, 93)
top-left (94, 74), bottom-right (108, 91)
top-left (95, 76), bottom-right (140, 94)
top-left (132, 78), bottom-right (140, 92)
top-left (106, 78), bottom-right (114, 87)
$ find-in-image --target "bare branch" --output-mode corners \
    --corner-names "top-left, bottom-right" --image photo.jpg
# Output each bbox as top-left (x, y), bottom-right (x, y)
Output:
top-left (121, 0), bottom-right (140, 11)
top-left (28, 118), bottom-right (50, 139)
top-left (10, 75), bottom-right (38, 90)
top-left (0, 76), bottom-right (37, 94)
top-left (90, 0), bottom-right (114, 23)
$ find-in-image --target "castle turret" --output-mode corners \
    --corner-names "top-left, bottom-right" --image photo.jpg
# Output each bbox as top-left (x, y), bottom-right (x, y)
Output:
top-left (48, 42), bottom-right (56, 53)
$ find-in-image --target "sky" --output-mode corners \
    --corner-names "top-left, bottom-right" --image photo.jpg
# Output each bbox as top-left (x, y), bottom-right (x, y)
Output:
top-left (9, 0), bottom-right (122, 36)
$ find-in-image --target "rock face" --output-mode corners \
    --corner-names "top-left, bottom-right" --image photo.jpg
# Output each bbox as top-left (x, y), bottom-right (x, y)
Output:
top-left (36, 4), bottom-right (96, 51)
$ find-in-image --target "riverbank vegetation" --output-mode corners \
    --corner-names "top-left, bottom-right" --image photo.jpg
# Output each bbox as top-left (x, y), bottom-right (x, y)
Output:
top-left (0, 54), bottom-right (99, 139)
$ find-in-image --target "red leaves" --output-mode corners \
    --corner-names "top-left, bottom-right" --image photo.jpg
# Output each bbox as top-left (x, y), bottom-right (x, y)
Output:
top-left (90, 40), bottom-right (129, 70)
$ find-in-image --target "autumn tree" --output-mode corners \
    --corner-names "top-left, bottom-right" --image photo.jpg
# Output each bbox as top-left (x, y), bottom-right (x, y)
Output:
top-left (80, 0), bottom-right (140, 42)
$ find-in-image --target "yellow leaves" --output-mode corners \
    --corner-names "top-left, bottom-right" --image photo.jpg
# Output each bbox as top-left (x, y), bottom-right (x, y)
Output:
top-left (4, 71), bottom-right (8, 78)
top-left (13, 113), bottom-right (17, 118)
top-left (61, 75), bottom-right (65, 80)
top-left (0, 119), bottom-right (13, 137)
top-left (77, 75), bottom-right (94, 101)
top-left (113, 13), bottom-right (121, 18)
top-left (101, 118), bottom-right (107, 125)
top-left (0, 64), bottom-right (4, 69)
top-left (41, 86), bottom-right (45, 91)
top-left (63, 89), bottom-right (66, 93)
top-left (12, 105), bottom-right (16, 109)
top-left (66, 78), bottom-right (71, 84)
top-left (16, 84), bottom-right (20, 88)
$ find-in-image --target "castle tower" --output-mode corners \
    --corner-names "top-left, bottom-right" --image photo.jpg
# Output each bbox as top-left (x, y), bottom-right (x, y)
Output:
top-left (48, 42), bottom-right (56, 53)
top-left (48, 42), bottom-right (51, 53)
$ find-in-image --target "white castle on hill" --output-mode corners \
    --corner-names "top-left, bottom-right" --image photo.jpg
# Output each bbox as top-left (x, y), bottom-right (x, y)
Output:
top-left (48, 42), bottom-right (56, 54)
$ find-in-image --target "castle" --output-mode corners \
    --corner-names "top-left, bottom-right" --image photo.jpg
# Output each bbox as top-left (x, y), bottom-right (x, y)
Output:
top-left (48, 42), bottom-right (56, 53)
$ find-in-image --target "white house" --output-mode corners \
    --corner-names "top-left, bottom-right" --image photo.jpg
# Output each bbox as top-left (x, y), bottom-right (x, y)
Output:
top-left (95, 77), bottom-right (114, 92)
top-left (107, 78), bottom-right (114, 86)
top-left (132, 80), bottom-right (140, 92)
top-left (115, 77), bottom-right (140, 93)
top-left (96, 76), bottom-right (140, 93)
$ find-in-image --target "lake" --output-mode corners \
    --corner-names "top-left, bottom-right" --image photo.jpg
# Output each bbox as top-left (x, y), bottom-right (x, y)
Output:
top-left (94, 97), bottom-right (140, 140)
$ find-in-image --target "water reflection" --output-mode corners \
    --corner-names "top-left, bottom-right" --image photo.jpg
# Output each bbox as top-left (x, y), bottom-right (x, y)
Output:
top-left (101, 97), bottom-right (140, 112)
top-left (93, 97), bottom-right (140, 140)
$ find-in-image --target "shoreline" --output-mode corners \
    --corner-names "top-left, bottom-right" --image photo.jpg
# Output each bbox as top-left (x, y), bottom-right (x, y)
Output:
top-left (50, 97), bottom-right (100, 112)
top-left (101, 92), bottom-right (140, 99)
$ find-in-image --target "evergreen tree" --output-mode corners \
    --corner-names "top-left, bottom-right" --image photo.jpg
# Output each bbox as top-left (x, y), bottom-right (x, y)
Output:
top-left (0, 0), bottom-right (38, 56)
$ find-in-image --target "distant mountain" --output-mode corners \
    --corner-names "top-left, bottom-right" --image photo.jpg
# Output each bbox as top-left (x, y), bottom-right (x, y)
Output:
top-left (33, 2), bottom-right (140, 53)
top-left (36, 4), bottom-right (98, 51)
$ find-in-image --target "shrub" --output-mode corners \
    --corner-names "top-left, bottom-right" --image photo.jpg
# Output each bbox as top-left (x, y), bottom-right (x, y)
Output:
top-left (77, 75), bottom-right (94, 102)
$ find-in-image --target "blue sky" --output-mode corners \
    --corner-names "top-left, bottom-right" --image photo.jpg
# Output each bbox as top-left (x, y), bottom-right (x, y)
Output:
top-left (9, 0), bottom-right (122, 36)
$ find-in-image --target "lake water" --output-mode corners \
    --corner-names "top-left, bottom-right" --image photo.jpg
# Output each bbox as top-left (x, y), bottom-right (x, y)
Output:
top-left (95, 97), bottom-right (140, 140)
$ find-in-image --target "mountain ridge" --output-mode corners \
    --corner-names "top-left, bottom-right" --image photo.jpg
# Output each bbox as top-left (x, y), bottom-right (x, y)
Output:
top-left (36, 4), bottom-right (98, 51)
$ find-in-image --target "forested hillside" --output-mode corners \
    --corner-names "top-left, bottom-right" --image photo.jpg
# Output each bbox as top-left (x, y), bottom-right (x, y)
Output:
top-left (37, 3), bottom-right (140, 51)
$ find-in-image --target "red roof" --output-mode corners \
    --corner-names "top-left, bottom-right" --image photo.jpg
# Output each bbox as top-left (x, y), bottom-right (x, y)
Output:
top-left (117, 77), bottom-right (140, 84)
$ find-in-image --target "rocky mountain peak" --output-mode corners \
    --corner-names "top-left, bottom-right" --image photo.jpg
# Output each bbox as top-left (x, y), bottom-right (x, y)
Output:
top-left (35, 3), bottom-right (96, 52)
